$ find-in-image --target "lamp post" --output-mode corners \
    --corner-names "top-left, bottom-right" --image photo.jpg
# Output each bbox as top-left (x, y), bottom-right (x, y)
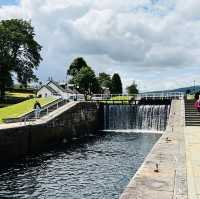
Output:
top-left (76, 85), bottom-right (79, 101)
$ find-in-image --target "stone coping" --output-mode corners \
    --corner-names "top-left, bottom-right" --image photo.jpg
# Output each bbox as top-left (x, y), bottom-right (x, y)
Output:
top-left (0, 101), bottom-right (78, 130)
top-left (119, 100), bottom-right (187, 199)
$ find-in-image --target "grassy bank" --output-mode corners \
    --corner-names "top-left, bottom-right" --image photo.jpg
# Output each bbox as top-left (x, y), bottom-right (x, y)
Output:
top-left (0, 91), bottom-right (36, 108)
top-left (111, 96), bottom-right (132, 101)
top-left (0, 97), bottom-right (56, 124)
top-left (5, 91), bottom-right (35, 98)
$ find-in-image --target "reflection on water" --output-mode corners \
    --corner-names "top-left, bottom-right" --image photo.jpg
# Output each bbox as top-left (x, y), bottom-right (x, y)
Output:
top-left (0, 132), bottom-right (160, 199)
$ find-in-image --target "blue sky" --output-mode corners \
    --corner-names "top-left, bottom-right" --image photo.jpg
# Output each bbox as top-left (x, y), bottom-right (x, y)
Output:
top-left (0, 0), bottom-right (18, 5)
top-left (0, 0), bottom-right (200, 91)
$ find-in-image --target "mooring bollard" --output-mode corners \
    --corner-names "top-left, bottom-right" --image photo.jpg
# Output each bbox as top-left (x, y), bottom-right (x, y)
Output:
top-left (154, 163), bottom-right (159, 173)
top-left (165, 137), bottom-right (172, 142)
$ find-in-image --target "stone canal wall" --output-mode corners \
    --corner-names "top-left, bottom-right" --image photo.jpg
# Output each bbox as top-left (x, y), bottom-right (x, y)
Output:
top-left (120, 99), bottom-right (187, 199)
top-left (0, 102), bottom-right (100, 163)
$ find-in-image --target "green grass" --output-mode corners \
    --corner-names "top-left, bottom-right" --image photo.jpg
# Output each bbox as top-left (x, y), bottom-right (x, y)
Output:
top-left (111, 96), bottom-right (131, 101)
top-left (5, 91), bottom-right (35, 98)
top-left (0, 97), bottom-right (56, 124)
top-left (187, 94), bottom-right (195, 100)
top-left (98, 96), bottom-right (135, 104)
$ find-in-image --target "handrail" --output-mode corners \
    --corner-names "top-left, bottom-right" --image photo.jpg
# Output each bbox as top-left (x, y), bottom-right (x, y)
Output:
top-left (91, 92), bottom-right (184, 101)
top-left (3, 98), bottom-right (67, 124)
top-left (23, 99), bottom-right (67, 123)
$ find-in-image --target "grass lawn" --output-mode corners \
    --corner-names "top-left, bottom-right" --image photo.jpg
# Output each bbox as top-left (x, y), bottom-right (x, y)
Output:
top-left (111, 96), bottom-right (133, 101)
top-left (97, 95), bottom-right (135, 104)
top-left (187, 94), bottom-right (194, 100)
top-left (5, 91), bottom-right (35, 98)
top-left (0, 97), bottom-right (56, 124)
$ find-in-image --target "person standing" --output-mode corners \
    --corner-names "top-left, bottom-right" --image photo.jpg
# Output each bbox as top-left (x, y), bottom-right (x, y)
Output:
top-left (34, 100), bottom-right (42, 119)
top-left (194, 97), bottom-right (200, 112)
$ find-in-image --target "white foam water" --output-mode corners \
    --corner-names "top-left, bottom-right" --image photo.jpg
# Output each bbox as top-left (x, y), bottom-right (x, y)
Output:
top-left (104, 105), bottom-right (170, 131)
top-left (101, 129), bottom-right (164, 134)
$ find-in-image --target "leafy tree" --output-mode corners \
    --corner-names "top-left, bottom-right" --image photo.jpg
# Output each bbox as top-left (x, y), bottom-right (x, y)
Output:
top-left (195, 92), bottom-right (200, 100)
top-left (111, 73), bottom-right (122, 94)
top-left (67, 57), bottom-right (88, 77)
top-left (126, 82), bottom-right (139, 95)
top-left (73, 66), bottom-right (100, 100)
top-left (98, 72), bottom-right (112, 90)
top-left (0, 19), bottom-right (42, 99)
top-left (186, 89), bottom-right (191, 94)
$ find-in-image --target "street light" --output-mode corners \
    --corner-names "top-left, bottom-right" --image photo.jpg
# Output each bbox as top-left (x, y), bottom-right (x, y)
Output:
top-left (76, 85), bottom-right (79, 101)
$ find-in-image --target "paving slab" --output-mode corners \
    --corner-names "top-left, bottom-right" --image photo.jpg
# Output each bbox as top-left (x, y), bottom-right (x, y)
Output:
top-left (120, 100), bottom-right (188, 199)
top-left (184, 126), bottom-right (200, 199)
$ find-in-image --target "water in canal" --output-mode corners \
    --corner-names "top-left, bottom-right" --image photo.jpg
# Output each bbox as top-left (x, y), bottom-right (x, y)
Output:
top-left (0, 132), bottom-right (161, 199)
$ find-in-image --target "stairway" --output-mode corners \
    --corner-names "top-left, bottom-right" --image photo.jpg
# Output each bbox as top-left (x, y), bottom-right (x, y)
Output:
top-left (185, 100), bottom-right (200, 126)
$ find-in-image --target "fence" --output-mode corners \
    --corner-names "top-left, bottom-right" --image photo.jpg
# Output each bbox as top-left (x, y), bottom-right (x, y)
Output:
top-left (91, 92), bottom-right (184, 101)
top-left (3, 98), bottom-right (67, 124)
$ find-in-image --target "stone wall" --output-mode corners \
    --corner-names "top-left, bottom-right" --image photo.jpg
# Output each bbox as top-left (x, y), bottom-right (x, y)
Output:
top-left (0, 102), bottom-right (100, 163)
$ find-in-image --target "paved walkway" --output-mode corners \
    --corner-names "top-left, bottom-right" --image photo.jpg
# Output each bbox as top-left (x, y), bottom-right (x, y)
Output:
top-left (184, 126), bottom-right (200, 199)
top-left (120, 100), bottom-right (187, 199)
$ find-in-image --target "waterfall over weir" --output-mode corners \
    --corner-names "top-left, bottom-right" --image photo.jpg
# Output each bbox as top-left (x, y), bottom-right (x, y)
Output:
top-left (104, 105), bottom-right (170, 131)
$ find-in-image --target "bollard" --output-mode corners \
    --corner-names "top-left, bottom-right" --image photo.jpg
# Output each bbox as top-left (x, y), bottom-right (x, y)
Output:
top-left (154, 163), bottom-right (159, 173)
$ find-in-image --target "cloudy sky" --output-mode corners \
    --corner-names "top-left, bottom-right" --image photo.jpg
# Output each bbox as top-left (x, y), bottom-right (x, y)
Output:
top-left (0, 0), bottom-right (200, 91)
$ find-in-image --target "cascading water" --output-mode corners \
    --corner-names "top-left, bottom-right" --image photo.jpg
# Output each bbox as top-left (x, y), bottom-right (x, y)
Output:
top-left (104, 105), bottom-right (170, 131)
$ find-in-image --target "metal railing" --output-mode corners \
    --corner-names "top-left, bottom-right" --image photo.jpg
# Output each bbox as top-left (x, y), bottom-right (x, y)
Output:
top-left (3, 98), bottom-right (67, 124)
top-left (139, 92), bottom-right (184, 99)
top-left (91, 92), bottom-right (184, 101)
top-left (23, 99), bottom-right (67, 124)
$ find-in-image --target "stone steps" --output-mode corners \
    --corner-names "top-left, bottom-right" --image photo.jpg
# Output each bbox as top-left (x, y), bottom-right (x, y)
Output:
top-left (186, 122), bottom-right (200, 126)
top-left (185, 100), bottom-right (200, 126)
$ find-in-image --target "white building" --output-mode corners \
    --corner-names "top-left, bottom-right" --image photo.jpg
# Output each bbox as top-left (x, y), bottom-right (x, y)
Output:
top-left (37, 85), bottom-right (60, 98)
top-left (37, 80), bottom-right (84, 100)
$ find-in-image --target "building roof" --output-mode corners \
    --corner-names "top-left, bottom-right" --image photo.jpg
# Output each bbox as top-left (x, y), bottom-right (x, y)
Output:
top-left (47, 80), bottom-right (80, 94)
top-left (38, 80), bottom-right (80, 95)
top-left (37, 85), bottom-right (58, 95)
top-left (47, 80), bottom-right (66, 93)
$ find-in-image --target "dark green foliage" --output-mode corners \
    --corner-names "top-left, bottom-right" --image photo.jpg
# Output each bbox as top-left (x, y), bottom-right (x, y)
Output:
top-left (111, 73), bottom-right (122, 94)
top-left (195, 92), bottom-right (200, 100)
top-left (186, 89), bottom-right (191, 94)
top-left (126, 82), bottom-right (139, 95)
top-left (0, 19), bottom-right (42, 98)
top-left (67, 57), bottom-right (88, 76)
top-left (73, 66), bottom-right (100, 100)
top-left (98, 72), bottom-right (112, 90)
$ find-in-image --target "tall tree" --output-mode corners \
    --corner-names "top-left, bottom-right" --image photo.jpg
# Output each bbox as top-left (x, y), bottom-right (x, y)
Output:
top-left (0, 19), bottom-right (42, 99)
top-left (98, 72), bottom-right (112, 90)
top-left (73, 66), bottom-right (100, 100)
top-left (67, 57), bottom-right (88, 77)
top-left (126, 81), bottom-right (139, 95)
top-left (111, 73), bottom-right (122, 94)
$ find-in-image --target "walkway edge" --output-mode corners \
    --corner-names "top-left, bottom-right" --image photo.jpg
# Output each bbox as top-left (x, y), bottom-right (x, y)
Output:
top-left (119, 100), bottom-right (187, 199)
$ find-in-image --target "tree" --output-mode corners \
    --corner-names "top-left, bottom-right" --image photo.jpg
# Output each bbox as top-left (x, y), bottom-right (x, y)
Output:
top-left (0, 19), bottom-right (42, 99)
top-left (186, 89), bottom-right (191, 95)
top-left (98, 72), bottom-right (112, 90)
top-left (67, 57), bottom-right (88, 77)
top-left (73, 66), bottom-right (100, 100)
top-left (111, 73), bottom-right (122, 94)
top-left (126, 81), bottom-right (139, 95)
top-left (195, 92), bottom-right (200, 100)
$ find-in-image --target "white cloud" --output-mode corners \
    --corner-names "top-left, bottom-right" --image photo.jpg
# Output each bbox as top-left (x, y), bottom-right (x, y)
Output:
top-left (1, 0), bottom-right (200, 91)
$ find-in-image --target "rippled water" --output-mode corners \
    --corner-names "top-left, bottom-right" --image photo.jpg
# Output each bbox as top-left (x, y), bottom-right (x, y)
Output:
top-left (0, 132), bottom-right (160, 199)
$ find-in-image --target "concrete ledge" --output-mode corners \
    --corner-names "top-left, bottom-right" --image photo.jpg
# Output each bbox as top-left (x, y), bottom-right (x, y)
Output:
top-left (120, 100), bottom-right (187, 199)
top-left (0, 102), bottom-right (100, 163)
